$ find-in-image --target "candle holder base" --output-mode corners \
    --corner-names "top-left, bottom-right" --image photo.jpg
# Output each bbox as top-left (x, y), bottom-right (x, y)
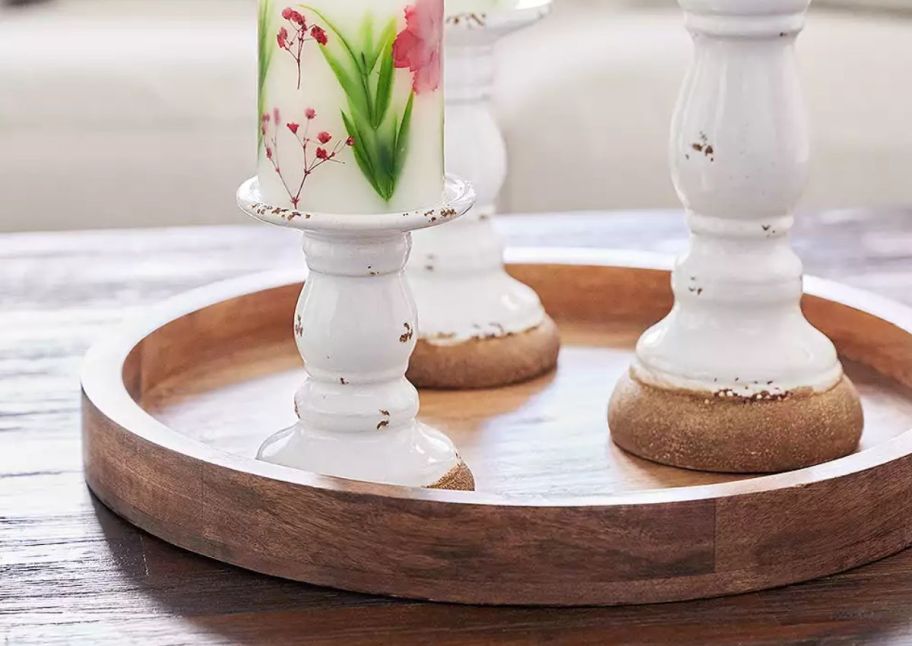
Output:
top-left (408, 315), bottom-right (560, 390)
top-left (257, 420), bottom-right (474, 490)
top-left (427, 458), bottom-right (476, 491)
top-left (609, 371), bottom-right (864, 473)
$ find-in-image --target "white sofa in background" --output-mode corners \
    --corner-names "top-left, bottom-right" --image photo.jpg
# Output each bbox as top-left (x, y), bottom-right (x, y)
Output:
top-left (1, 0), bottom-right (910, 231)
top-left (498, 0), bottom-right (912, 214)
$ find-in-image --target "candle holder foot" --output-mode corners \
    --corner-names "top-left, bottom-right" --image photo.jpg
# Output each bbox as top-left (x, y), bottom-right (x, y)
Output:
top-left (257, 420), bottom-right (474, 490)
top-left (610, 371), bottom-right (863, 473)
top-left (408, 313), bottom-right (560, 390)
top-left (427, 458), bottom-right (476, 491)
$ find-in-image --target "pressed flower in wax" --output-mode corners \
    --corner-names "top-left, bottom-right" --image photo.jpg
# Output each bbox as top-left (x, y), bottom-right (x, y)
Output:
top-left (393, 0), bottom-right (443, 93)
top-left (257, 0), bottom-right (444, 213)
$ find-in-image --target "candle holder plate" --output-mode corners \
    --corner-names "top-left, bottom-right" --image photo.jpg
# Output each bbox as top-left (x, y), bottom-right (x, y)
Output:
top-left (82, 249), bottom-right (912, 606)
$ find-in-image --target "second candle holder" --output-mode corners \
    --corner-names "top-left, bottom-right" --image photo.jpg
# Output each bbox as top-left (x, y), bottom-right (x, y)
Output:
top-left (405, 0), bottom-right (560, 390)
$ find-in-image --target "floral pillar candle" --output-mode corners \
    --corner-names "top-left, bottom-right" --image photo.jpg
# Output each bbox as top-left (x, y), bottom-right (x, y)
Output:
top-left (608, 0), bottom-right (864, 473)
top-left (243, 0), bottom-right (477, 490)
top-left (257, 0), bottom-right (445, 213)
top-left (405, 0), bottom-right (560, 390)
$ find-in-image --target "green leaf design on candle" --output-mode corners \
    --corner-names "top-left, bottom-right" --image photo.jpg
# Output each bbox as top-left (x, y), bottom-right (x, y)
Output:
top-left (258, 0), bottom-right (275, 149)
top-left (299, 6), bottom-right (414, 202)
top-left (394, 92), bottom-right (414, 180)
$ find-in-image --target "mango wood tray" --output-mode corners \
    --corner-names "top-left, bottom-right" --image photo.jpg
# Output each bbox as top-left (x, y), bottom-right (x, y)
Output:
top-left (81, 250), bottom-right (912, 606)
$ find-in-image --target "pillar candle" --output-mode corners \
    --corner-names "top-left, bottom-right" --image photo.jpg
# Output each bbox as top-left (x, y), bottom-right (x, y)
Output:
top-left (257, 0), bottom-right (444, 213)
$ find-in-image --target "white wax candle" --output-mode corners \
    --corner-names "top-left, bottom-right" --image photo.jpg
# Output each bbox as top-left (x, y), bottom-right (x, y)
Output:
top-left (257, 0), bottom-right (445, 213)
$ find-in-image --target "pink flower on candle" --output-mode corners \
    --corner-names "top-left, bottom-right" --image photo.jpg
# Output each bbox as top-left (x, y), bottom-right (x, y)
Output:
top-left (310, 25), bottom-right (328, 46)
top-left (262, 105), bottom-right (349, 209)
top-left (392, 0), bottom-right (443, 94)
top-left (282, 7), bottom-right (305, 26)
top-left (277, 9), bottom-right (328, 89)
top-left (345, 136), bottom-right (354, 146)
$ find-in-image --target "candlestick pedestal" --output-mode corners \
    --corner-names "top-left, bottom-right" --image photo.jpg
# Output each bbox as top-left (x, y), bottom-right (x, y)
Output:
top-left (608, 0), bottom-right (863, 473)
top-left (237, 175), bottom-right (476, 489)
top-left (405, 0), bottom-right (559, 390)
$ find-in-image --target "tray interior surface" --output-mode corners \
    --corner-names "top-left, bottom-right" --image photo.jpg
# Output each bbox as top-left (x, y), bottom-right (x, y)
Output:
top-left (139, 267), bottom-right (912, 498)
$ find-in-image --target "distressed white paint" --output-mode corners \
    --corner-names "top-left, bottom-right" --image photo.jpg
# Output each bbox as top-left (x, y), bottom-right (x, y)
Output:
top-left (445, 0), bottom-right (552, 36)
top-left (237, 175), bottom-right (475, 486)
top-left (631, 0), bottom-right (845, 398)
top-left (407, 0), bottom-right (551, 344)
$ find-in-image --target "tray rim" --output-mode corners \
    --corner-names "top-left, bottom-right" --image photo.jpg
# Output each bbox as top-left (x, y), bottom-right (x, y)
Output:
top-left (81, 248), bottom-right (912, 508)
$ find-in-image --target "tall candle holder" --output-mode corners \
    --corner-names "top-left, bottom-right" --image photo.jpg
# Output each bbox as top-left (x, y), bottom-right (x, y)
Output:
top-left (237, 177), bottom-right (476, 488)
top-left (609, 0), bottom-right (864, 473)
top-left (405, 0), bottom-right (560, 390)
top-left (247, 0), bottom-right (476, 487)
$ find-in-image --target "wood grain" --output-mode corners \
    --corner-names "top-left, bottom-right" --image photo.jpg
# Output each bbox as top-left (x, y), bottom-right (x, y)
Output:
top-left (3, 208), bottom-right (912, 643)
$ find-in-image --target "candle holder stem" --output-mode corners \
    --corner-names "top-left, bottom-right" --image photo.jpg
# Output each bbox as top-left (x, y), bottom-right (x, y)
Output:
top-left (257, 230), bottom-right (471, 488)
top-left (290, 231), bottom-right (417, 431)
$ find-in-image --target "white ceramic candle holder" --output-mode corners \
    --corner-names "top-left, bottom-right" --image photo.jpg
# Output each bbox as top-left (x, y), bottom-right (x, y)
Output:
top-left (404, 0), bottom-right (560, 390)
top-left (237, 175), bottom-right (477, 489)
top-left (609, 0), bottom-right (863, 473)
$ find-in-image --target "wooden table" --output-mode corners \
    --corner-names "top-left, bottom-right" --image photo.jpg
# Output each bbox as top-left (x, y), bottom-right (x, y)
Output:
top-left (3, 208), bottom-right (912, 645)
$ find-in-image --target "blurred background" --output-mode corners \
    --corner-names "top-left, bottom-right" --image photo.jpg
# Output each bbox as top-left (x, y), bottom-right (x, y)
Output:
top-left (1, 0), bottom-right (910, 231)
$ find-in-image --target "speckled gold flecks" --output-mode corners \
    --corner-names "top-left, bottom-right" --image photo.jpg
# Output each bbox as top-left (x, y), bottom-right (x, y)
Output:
top-left (407, 316), bottom-right (561, 390)
top-left (608, 369), bottom-right (865, 474)
top-left (426, 459), bottom-right (475, 491)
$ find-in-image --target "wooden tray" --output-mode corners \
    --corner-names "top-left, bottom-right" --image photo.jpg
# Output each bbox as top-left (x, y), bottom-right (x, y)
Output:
top-left (82, 250), bottom-right (912, 606)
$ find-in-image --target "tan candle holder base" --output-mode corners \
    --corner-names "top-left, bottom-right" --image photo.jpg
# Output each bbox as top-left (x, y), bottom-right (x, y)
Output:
top-left (408, 316), bottom-right (560, 390)
top-left (427, 458), bottom-right (476, 491)
top-left (609, 370), bottom-right (865, 473)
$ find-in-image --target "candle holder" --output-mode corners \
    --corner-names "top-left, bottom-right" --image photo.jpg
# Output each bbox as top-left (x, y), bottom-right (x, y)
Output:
top-left (609, 0), bottom-right (864, 473)
top-left (237, 175), bottom-right (476, 488)
top-left (405, 0), bottom-right (560, 390)
top-left (247, 0), bottom-right (477, 486)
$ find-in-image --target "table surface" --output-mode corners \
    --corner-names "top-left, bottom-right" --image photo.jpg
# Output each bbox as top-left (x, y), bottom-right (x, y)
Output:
top-left (3, 208), bottom-right (912, 645)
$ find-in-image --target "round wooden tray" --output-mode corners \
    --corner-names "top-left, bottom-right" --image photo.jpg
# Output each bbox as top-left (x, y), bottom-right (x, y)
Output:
top-left (82, 249), bottom-right (912, 606)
